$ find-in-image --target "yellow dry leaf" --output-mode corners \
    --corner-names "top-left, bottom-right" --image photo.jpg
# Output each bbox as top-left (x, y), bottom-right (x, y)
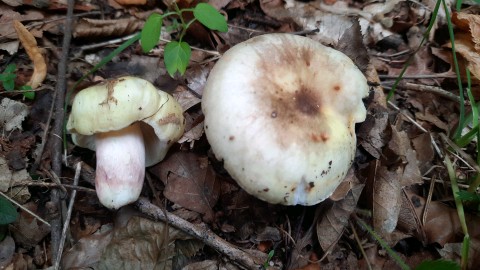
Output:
top-left (13, 20), bottom-right (46, 89)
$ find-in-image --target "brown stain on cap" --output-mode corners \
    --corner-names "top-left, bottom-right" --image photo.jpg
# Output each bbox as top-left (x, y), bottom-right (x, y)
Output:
top-left (250, 35), bottom-right (332, 148)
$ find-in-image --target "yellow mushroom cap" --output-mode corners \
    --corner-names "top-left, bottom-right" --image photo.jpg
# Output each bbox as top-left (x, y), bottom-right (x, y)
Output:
top-left (202, 34), bottom-right (369, 205)
top-left (67, 76), bottom-right (185, 166)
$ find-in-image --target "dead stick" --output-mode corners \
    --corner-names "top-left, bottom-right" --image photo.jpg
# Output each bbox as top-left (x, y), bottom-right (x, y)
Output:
top-left (54, 162), bottom-right (81, 269)
top-left (49, 0), bottom-right (75, 263)
top-left (135, 198), bottom-right (265, 269)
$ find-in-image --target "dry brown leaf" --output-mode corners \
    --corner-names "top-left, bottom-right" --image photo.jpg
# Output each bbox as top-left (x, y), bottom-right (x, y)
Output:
top-left (99, 216), bottom-right (194, 269)
top-left (317, 170), bottom-right (363, 253)
top-left (151, 152), bottom-right (220, 220)
top-left (373, 166), bottom-right (402, 236)
top-left (438, 239), bottom-right (480, 269)
top-left (386, 125), bottom-right (422, 186)
top-left (453, 12), bottom-right (480, 51)
top-left (396, 188), bottom-right (427, 244)
top-left (73, 17), bottom-right (144, 38)
top-left (358, 103), bottom-right (389, 159)
top-left (405, 190), bottom-right (480, 246)
top-left (61, 225), bottom-right (114, 269)
top-left (411, 133), bottom-right (434, 173)
top-left (13, 20), bottom-right (46, 89)
top-left (10, 202), bottom-right (51, 249)
top-left (0, 7), bottom-right (43, 39)
top-left (336, 20), bottom-right (369, 73)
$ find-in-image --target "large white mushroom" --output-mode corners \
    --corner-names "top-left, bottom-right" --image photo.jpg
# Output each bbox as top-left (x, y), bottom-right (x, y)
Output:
top-left (202, 34), bottom-right (369, 205)
top-left (67, 76), bottom-right (185, 209)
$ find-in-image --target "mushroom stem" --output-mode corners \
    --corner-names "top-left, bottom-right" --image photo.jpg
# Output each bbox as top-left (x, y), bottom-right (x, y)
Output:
top-left (94, 122), bottom-right (146, 209)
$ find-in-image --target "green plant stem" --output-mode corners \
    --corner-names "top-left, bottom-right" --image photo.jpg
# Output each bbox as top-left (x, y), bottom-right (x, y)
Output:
top-left (442, 0), bottom-right (466, 139)
top-left (464, 69), bottom-right (479, 165)
top-left (354, 216), bottom-right (410, 270)
top-left (445, 156), bottom-right (470, 270)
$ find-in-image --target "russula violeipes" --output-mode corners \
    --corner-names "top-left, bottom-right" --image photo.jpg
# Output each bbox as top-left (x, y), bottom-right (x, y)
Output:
top-left (202, 34), bottom-right (369, 205)
top-left (67, 76), bottom-right (185, 209)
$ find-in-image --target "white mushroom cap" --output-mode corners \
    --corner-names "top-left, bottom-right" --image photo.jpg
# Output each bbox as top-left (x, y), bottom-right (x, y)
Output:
top-left (67, 76), bottom-right (185, 209)
top-left (202, 34), bottom-right (369, 205)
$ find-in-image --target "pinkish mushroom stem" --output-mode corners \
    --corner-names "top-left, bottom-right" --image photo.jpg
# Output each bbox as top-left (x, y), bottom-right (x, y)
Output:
top-left (94, 122), bottom-right (145, 209)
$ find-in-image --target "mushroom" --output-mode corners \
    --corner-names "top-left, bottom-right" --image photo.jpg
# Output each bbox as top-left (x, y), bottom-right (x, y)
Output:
top-left (202, 34), bottom-right (369, 205)
top-left (67, 76), bottom-right (185, 209)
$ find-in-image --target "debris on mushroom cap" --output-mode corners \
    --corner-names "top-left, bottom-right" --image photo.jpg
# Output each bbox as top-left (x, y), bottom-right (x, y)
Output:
top-left (67, 76), bottom-right (185, 209)
top-left (201, 34), bottom-right (369, 206)
top-left (67, 76), bottom-right (185, 166)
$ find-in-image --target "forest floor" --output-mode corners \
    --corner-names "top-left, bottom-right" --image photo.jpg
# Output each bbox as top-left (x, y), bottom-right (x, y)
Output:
top-left (1, 0), bottom-right (480, 269)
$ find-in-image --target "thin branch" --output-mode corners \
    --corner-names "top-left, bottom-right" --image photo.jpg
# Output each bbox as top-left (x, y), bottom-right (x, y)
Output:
top-left (49, 0), bottom-right (75, 263)
top-left (135, 198), bottom-right (266, 269)
top-left (54, 162), bottom-right (81, 269)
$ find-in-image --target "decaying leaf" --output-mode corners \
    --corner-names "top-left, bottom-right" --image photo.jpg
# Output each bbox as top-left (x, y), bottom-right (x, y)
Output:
top-left (405, 190), bottom-right (480, 246)
top-left (150, 152), bottom-right (221, 220)
top-left (437, 239), bottom-right (480, 269)
top-left (396, 188), bottom-right (427, 244)
top-left (317, 170), bottom-right (363, 253)
top-left (98, 216), bottom-right (195, 269)
top-left (73, 17), bottom-right (144, 38)
top-left (386, 125), bottom-right (422, 186)
top-left (61, 225), bottom-right (114, 269)
top-left (13, 20), bottom-right (46, 89)
top-left (373, 166), bottom-right (402, 236)
top-left (0, 98), bottom-right (29, 132)
top-left (358, 103), bottom-right (389, 159)
top-left (10, 201), bottom-right (51, 249)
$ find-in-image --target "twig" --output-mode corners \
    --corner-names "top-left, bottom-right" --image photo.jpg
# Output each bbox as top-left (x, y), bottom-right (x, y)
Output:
top-left (54, 162), bottom-right (81, 270)
top-left (13, 180), bottom-right (95, 194)
top-left (385, 81), bottom-right (465, 103)
top-left (0, 191), bottom-right (51, 227)
top-left (440, 133), bottom-right (480, 173)
top-left (135, 198), bottom-right (266, 269)
top-left (379, 73), bottom-right (456, 79)
top-left (79, 32), bottom-right (140, 51)
top-left (65, 156), bottom-right (95, 186)
top-left (49, 0), bottom-right (75, 263)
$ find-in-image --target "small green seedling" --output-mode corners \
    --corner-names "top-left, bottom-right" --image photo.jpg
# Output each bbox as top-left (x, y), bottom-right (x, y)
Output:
top-left (141, 3), bottom-right (228, 77)
top-left (263, 249), bottom-right (275, 269)
top-left (0, 64), bottom-right (35, 100)
top-left (0, 64), bottom-right (16, 91)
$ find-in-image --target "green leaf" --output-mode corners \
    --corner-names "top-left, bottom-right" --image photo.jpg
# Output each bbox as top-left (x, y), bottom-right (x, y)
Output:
top-left (2, 80), bottom-right (15, 91)
top-left (193, 3), bottom-right (228, 32)
top-left (141, 13), bottom-right (163, 53)
top-left (457, 190), bottom-right (480, 202)
top-left (0, 196), bottom-right (18, 225)
top-left (20, 85), bottom-right (34, 100)
top-left (415, 259), bottom-right (460, 270)
top-left (164, 41), bottom-right (191, 77)
top-left (5, 64), bottom-right (16, 73)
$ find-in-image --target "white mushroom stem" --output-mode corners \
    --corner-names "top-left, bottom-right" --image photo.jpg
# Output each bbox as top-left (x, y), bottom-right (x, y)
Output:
top-left (94, 122), bottom-right (146, 209)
